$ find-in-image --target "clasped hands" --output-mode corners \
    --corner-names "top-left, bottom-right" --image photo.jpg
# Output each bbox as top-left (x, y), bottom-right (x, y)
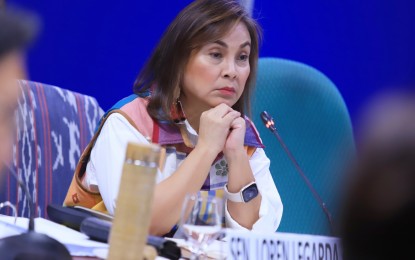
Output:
top-left (196, 103), bottom-right (246, 161)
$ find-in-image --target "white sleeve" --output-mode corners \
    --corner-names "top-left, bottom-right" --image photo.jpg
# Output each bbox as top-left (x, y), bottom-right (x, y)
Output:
top-left (225, 148), bottom-right (283, 233)
top-left (85, 113), bottom-right (155, 215)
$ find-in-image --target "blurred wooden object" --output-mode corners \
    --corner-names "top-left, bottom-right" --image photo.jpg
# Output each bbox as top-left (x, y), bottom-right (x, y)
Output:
top-left (107, 143), bottom-right (161, 260)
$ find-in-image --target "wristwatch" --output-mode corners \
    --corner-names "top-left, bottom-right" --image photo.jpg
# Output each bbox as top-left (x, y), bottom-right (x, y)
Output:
top-left (224, 182), bottom-right (259, 203)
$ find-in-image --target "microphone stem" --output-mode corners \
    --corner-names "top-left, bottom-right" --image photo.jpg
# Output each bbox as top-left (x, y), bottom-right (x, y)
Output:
top-left (270, 127), bottom-right (335, 235)
top-left (3, 162), bottom-right (35, 232)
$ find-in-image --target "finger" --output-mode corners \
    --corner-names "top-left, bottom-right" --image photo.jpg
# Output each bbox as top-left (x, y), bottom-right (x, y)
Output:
top-left (210, 103), bottom-right (233, 118)
top-left (222, 111), bottom-right (242, 126)
top-left (230, 117), bottom-right (246, 129)
top-left (221, 109), bottom-right (240, 119)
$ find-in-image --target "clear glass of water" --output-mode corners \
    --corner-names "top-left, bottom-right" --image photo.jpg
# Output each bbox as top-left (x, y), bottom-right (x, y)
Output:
top-left (180, 193), bottom-right (223, 259)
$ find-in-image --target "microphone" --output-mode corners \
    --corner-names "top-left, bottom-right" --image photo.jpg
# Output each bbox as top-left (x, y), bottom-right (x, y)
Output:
top-left (4, 162), bottom-right (35, 232)
top-left (260, 111), bottom-right (335, 235)
top-left (0, 162), bottom-right (71, 259)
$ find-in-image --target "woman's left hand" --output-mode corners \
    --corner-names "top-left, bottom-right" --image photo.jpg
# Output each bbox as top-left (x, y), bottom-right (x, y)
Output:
top-left (223, 116), bottom-right (246, 157)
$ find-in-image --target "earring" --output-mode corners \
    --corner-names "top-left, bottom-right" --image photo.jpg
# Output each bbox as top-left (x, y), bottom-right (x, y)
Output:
top-left (172, 99), bottom-right (186, 124)
top-left (170, 91), bottom-right (193, 147)
top-left (171, 88), bottom-right (186, 124)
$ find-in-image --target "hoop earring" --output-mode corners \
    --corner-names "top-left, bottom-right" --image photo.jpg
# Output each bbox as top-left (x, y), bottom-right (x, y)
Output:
top-left (171, 87), bottom-right (186, 123)
top-left (172, 98), bottom-right (186, 124)
top-left (171, 96), bottom-right (193, 148)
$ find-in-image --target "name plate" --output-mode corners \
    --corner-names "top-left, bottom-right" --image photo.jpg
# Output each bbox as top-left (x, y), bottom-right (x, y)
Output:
top-left (226, 229), bottom-right (342, 260)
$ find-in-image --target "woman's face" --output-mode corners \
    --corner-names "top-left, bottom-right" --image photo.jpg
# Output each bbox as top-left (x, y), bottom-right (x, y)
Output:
top-left (0, 52), bottom-right (24, 171)
top-left (182, 22), bottom-right (251, 111)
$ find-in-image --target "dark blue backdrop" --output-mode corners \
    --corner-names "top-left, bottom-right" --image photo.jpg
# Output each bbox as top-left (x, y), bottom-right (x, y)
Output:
top-left (8, 0), bottom-right (415, 126)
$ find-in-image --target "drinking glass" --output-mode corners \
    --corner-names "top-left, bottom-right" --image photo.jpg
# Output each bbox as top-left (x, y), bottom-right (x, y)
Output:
top-left (180, 193), bottom-right (223, 259)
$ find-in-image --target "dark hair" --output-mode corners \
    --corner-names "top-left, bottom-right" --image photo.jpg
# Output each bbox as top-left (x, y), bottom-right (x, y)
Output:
top-left (339, 141), bottom-right (415, 259)
top-left (133, 0), bottom-right (262, 121)
top-left (0, 9), bottom-right (38, 60)
top-left (338, 91), bottom-right (415, 259)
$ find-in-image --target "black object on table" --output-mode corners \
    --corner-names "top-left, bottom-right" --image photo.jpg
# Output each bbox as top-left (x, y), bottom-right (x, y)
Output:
top-left (47, 204), bottom-right (181, 260)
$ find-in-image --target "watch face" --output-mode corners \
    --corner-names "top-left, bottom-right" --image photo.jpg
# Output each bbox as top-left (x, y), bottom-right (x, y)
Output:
top-left (242, 183), bottom-right (259, 203)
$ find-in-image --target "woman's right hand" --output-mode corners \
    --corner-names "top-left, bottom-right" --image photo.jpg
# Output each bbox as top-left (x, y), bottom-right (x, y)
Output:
top-left (196, 103), bottom-right (241, 156)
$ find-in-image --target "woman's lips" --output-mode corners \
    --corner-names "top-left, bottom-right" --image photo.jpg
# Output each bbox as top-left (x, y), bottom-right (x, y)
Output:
top-left (217, 87), bottom-right (236, 96)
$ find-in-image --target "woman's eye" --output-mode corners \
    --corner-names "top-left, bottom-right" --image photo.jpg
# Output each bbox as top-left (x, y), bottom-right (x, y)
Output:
top-left (210, 52), bottom-right (222, 59)
top-left (239, 54), bottom-right (249, 61)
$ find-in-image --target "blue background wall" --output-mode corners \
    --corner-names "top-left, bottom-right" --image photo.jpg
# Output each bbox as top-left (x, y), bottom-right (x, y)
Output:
top-left (8, 0), bottom-right (415, 126)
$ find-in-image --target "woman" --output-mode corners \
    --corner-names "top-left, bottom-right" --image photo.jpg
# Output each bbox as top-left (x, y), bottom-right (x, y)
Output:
top-left (0, 10), bottom-right (35, 172)
top-left (65, 0), bottom-right (283, 236)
